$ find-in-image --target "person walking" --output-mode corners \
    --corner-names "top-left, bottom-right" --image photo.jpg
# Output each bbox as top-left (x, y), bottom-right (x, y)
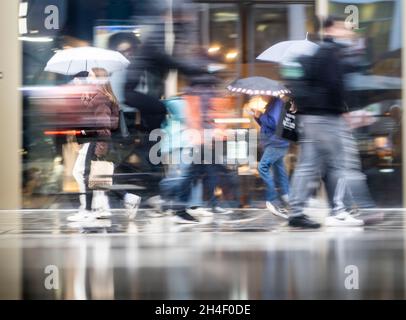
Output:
top-left (287, 16), bottom-right (364, 228)
top-left (252, 97), bottom-right (290, 218)
top-left (69, 68), bottom-right (140, 222)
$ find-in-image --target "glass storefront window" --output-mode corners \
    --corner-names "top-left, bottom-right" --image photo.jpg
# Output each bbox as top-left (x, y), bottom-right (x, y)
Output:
top-left (197, 3), bottom-right (241, 78)
top-left (18, 0), bottom-right (404, 209)
top-left (249, 4), bottom-right (316, 79)
top-left (252, 5), bottom-right (289, 59)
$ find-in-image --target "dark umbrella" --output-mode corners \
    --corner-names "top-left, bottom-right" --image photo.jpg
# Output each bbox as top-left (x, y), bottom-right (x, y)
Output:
top-left (227, 76), bottom-right (290, 97)
top-left (345, 73), bottom-right (402, 111)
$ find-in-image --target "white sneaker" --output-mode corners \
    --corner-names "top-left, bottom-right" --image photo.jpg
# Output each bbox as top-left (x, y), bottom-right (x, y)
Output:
top-left (124, 193), bottom-right (141, 219)
top-left (94, 209), bottom-right (112, 219)
top-left (67, 210), bottom-right (96, 222)
top-left (266, 201), bottom-right (288, 219)
top-left (186, 207), bottom-right (213, 217)
top-left (146, 195), bottom-right (164, 211)
top-left (325, 212), bottom-right (364, 227)
top-left (92, 190), bottom-right (111, 211)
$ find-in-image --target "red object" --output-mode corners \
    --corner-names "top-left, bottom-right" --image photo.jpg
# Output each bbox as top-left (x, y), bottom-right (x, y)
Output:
top-left (44, 130), bottom-right (81, 136)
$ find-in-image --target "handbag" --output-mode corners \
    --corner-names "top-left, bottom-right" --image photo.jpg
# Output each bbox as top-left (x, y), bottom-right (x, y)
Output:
top-left (88, 160), bottom-right (114, 189)
top-left (276, 102), bottom-right (298, 142)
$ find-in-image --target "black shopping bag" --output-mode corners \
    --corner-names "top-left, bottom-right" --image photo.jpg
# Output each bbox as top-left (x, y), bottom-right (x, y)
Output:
top-left (276, 105), bottom-right (298, 142)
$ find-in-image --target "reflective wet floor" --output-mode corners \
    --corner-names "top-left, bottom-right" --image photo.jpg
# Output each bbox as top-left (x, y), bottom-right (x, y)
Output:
top-left (0, 209), bottom-right (405, 299)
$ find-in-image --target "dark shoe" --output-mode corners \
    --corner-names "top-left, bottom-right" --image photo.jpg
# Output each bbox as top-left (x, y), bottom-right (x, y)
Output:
top-left (173, 210), bottom-right (199, 224)
top-left (289, 215), bottom-right (321, 229)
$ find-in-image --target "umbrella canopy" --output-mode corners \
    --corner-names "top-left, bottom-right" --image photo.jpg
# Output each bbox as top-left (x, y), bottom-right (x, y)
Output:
top-left (227, 76), bottom-right (289, 97)
top-left (45, 46), bottom-right (130, 75)
top-left (345, 73), bottom-right (402, 110)
top-left (346, 73), bottom-right (402, 91)
top-left (257, 39), bottom-right (319, 64)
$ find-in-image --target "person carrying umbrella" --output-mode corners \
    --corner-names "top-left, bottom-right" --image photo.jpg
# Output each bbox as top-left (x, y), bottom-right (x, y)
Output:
top-left (227, 76), bottom-right (291, 216)
top-left (45, 46), bottom-right (141, 221)
top-left (250, 96), bottom-right (290, 218)
top-left (68, 68), bottom-right (140, 222)
top-left (286, 16), bottom-right (365, 228)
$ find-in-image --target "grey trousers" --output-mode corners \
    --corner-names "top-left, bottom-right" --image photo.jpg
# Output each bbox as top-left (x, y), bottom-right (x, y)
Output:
top-left (325, 126), bottom-right (375, 210)
top-left (290, 115), bottom-right (348, 218)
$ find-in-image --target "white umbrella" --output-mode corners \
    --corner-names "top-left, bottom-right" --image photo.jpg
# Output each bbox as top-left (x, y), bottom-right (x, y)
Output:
top-left (44, 46), bottom-right (130, 75)
top-left (257, 38), bottom-right (319, 64)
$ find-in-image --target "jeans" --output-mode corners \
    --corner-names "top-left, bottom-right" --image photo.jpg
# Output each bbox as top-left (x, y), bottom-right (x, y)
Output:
top-left (160, 147), bottom-right (223, 211)
top-left (176, 157), bottom-right (222, 209)
top-left (290, 115), bottom-right (347, 218)
top-left (258, 146), bottom-right (289, 202)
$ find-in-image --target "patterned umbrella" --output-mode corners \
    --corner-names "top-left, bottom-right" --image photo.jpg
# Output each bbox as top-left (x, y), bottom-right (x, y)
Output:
top-left (227, 76), bottom-right (290, 97)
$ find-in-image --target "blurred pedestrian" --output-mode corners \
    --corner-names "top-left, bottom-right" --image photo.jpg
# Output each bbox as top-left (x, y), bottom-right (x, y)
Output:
top-left (69, 68), bottom-right (140, 222)
top-left (159, 53), bottom-right (234, 223)
top-left (287, 16), bottom-right (364, 228)
top-left (124, 3), bottom-right (206, 132)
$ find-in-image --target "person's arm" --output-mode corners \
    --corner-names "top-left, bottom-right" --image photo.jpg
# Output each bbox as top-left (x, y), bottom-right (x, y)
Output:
top-left (156, 50), bottom-right (207, 76)
top-left (258, 112), bottom-right (277, 130)
top-left (257, 100), bottom-right (283, 130)
top-left (252, 109), bottom-right (263, 125)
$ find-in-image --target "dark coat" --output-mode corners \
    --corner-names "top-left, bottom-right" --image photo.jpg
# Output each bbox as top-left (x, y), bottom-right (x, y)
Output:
top-left (288, 38), bottom-right (346, 116)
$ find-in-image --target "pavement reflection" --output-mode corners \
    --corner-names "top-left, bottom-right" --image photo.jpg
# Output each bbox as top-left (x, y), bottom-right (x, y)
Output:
top-left (0, 209), bottom-right (404, 299)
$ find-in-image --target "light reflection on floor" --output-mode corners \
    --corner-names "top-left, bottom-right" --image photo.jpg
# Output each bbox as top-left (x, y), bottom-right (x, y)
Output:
top-left (0, 209), bottom-right (405, 299)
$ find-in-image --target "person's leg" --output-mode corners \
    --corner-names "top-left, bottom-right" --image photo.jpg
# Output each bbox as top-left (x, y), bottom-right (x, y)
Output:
top-left (161, 148), bottom-right (195, 207)
top-left (289, 116), bottom-right (324, 219)
top-left (258, 146), bottom-right (279, 203)
top-left (160, 161), bottom-right (180, 201)
top-left (288, 136), bottom-right (323, 228)
top-left (177, 164), bottom-right (196, 205)
top-left (171, 162), bottom-right (200, 223)
top-left (321, 119), bottom-right (366, 226)
top-left (341, 128), bottom-right (375, 209)
top-left (67, 143), bottom-right (97, 222)
top-left (188, 179), bottom-right (203, 208)
top-left (205, 164), bottom-right (221, 208)
top-left (72, 143), bottom-right (90, 210)
top-left (322, 118), bottom-right (350, 214)
top-left (272, 147), bottom-right (290, 202)
top-left (84, 143), bottom-right (96, 211)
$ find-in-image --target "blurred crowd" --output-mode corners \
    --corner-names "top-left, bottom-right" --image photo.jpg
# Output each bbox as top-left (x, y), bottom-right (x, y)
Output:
top-left (25, 1), bottom-right (400, 229)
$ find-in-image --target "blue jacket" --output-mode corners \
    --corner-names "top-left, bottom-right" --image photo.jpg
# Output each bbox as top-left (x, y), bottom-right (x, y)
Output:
top-left (255, 98), bottom-right (289, 148)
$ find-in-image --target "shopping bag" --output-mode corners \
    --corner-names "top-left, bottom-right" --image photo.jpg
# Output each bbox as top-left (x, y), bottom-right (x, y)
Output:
top-left (88, 160), bottom-right (114, 189)
top-left (276, 105), bottom-right (298, 142)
